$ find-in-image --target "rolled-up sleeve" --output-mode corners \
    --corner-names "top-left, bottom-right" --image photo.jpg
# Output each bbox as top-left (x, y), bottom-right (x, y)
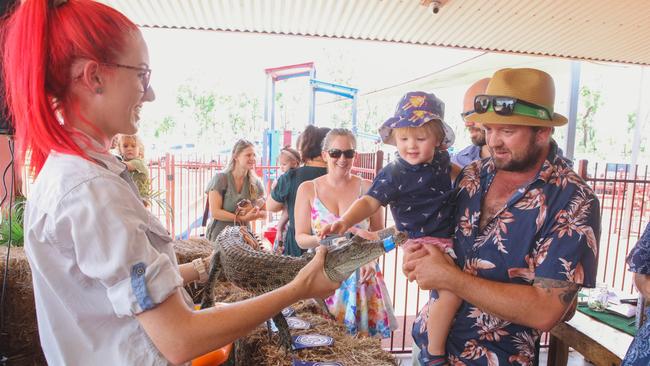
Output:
top-left (55, 175), bottom-right (182, 316)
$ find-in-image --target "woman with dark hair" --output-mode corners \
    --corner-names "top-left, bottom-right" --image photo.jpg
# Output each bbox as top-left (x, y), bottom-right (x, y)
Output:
top-left (267, 125), bottom-right (330, 256)
top-left (205, 139), bottom-right (266, 241)
top-left (2, 1), bottom-right (338, 364)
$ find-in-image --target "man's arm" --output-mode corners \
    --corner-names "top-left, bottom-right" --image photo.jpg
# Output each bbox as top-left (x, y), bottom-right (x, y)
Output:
top-left (403, 244), bottom-right (579, 331)
top-left (533, 277), bottom-right (581, 323)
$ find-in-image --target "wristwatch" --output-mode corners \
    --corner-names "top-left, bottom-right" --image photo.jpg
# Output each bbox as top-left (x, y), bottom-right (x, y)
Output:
top-left (192, 257), bottom-right (209, 283)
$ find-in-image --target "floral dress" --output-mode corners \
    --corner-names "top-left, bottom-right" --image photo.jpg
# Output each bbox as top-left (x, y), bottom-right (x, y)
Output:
top-left (310, 180), bottom-right (398, 338)
top-left (622, 222), bottom-right (650, 365)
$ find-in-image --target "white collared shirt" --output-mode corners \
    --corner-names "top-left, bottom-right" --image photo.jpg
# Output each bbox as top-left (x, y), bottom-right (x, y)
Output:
top-left (25, 140), bottom-right (191, 365)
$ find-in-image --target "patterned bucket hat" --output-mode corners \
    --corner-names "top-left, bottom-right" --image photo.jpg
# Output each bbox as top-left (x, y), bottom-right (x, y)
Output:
top-left (378, 91), bottom-right (455, 147)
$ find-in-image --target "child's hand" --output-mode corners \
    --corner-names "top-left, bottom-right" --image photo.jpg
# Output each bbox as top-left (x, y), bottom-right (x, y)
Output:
top-left (348, 227), bottom-right (379, 241)
top-left (319, 219), bottom-right (349, 239)
top-left (124, 160), bottom-right (136, 171)
top-left (359, 262), bottom-right (376, 284)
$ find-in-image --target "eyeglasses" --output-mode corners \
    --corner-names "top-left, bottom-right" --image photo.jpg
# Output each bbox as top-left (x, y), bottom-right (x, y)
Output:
top-left (327, 148), bottom-right (356, 159)
top-left (474, 95), bottom-right (552, 121)
top-left (102, 62), bottom-right (152, 93)
top-left (460, 110), bottom-right (474, 119)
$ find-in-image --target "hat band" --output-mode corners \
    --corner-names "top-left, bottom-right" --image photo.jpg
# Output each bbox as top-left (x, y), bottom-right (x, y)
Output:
top-left (485, 103), bottom-right (551, 120)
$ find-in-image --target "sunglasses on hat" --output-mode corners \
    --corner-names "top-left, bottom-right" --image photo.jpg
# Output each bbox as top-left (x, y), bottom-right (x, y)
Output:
top-left (327, 148), bottom-right (356, 159)
top-left (474, 95), bottom-right (552, 121)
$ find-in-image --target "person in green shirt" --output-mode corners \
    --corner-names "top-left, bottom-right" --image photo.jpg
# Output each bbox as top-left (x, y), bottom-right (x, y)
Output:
top-left (117, 134), bottom-right (151, 207)
top-left (205, 139), bottom-right (266, 241)
top-left (267, 125), bottom-right (330, 256)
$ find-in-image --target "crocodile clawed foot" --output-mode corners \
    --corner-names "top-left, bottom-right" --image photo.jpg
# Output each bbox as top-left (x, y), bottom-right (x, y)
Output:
top-left (316, 298), bottom-right (335, 320)
top-left (272, 313), bottom-right (293, 352)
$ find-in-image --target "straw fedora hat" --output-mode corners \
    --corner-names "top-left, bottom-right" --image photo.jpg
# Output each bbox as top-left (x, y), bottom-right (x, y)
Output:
top-left (465, 68), bottom-right (567, 127)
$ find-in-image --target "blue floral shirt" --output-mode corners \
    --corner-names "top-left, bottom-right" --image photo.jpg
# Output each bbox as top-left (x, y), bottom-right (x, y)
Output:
top-left (622, 222), bottom-right (650, 365)
top-left (413, 146), bottom-right (601, 365)
top-left (627, 223), bottom-right (650, 275)
top-left (367, 150), bottom-right (454, 238)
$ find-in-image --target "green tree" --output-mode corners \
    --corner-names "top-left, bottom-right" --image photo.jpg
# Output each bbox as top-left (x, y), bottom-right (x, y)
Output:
top-left (176, 84), bottom-right (218, 135)
top-left (151, 82), bottom-right (263, 153)
top-left (154, 116), bottom-right (176, 138)
top-left (576, 86), bottom-right (602, 154)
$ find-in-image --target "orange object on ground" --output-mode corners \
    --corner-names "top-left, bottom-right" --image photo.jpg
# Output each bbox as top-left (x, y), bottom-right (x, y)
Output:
top-left (191, 343), bottom-right (232, 366)
top-left (191, 304), bottom-right (233, 366)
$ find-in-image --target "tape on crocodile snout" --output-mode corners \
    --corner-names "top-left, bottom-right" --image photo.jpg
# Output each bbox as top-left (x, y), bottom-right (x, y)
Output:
top-left (383, 236), bottom-right (396, 252)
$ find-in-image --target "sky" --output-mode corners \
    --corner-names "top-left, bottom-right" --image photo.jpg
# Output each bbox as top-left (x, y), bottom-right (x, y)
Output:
top-left (138, 27), bottom-right (650, 164)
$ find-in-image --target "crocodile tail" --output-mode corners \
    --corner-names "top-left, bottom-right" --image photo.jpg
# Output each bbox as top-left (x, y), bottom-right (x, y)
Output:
top-left (200, 250), bottom-right (222, 309)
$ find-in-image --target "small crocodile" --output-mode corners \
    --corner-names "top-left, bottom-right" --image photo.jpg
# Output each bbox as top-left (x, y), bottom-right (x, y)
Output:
top-left (200, 225), bottom-right (407, 353)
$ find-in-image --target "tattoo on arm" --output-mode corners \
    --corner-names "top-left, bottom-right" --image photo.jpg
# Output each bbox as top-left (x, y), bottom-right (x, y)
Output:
top-left (533, 278), bottom-right (581, 306)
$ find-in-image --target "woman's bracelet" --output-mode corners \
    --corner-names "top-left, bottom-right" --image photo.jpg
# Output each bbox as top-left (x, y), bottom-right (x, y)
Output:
top-left (192, 257), bottom-right (209, 283)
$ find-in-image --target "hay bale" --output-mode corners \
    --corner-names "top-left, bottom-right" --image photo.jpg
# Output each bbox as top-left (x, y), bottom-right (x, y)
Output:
top-left (211, 283), bottom-right (398, 366)
top-left (0, 246), bottom-right (46, 365)
top-left (174, 237), bottom-right (214, 303)
top-left (173, 237), bottom-right (213, 265)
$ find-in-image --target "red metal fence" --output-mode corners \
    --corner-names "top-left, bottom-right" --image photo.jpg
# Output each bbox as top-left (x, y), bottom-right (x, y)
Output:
top-left (146, 151), bottom-right (384, 240)
top-left (577, 160), bottom-right (650, 294)
top-left (147, 154), bottom-right (282, 239)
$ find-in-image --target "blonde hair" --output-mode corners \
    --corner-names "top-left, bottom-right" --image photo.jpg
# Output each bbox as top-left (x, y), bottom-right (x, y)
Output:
top-left (322, 128), bottom-right (357, 151)
top-left (393, 120), bottom-right (445, 147)
top-left (226, 139), bottom-right (261, 199)
top-left (116, 134), bottom-right (144, 160)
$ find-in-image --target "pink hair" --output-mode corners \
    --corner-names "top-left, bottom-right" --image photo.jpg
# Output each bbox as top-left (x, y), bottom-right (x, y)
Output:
top-left (1, 0), bottom-right (138, 176)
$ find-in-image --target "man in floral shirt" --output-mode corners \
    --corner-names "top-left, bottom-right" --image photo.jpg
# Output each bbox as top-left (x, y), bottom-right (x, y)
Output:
top-left (404, 68), bottom-right (600, 366)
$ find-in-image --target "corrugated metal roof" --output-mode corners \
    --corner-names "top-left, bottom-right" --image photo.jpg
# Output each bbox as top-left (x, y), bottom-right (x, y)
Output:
top-left (100, 0), bottom-right (650, 65)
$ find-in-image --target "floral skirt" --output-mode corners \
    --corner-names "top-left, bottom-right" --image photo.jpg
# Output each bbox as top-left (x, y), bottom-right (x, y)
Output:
top-left (325, 263), bottom-right (398, 338)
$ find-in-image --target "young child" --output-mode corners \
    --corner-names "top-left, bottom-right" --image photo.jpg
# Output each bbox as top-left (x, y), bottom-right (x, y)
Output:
top-left (320, 92), bottom-right (461, 365)
top-left (116, 134), bottom-right (151, 207)
top-left (273, 146), bottom-right (301, 253)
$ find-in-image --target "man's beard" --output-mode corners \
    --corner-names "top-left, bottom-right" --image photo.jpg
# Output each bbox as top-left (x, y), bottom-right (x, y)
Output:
top-left (471, 133), bottom-right (486, 147)
top-left (490, 135), bottom-right (542, 172)
top-left (469, 128), bottom-right (486, 147)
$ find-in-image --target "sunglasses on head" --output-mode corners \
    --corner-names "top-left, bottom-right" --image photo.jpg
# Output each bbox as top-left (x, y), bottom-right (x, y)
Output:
top-left (327, 148), bottom-right (356, 159)
top-left (474, 95), bottom-right (552, 121)
top-left (460, 110), bottom-right (474, 122)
